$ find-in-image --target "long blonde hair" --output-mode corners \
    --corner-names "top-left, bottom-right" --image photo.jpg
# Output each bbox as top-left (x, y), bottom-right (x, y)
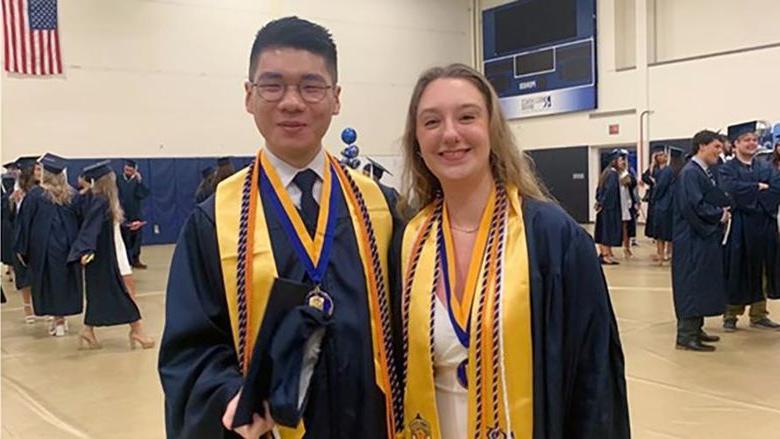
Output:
top-left (89, 172), bottom-right (124, 223)
top-left (401, 63), bottom-right (549, 212)
top-left (41, 169), bottom-right (74, 206)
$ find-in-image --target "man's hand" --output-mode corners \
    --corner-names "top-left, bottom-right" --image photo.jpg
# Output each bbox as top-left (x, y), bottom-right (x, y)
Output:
top-left (80, 253), bottom-right (95, 266)
top-left (721, 208), bottom-right (732, 224)
top-left (222, 389), bottom-right (275, 439)
top-left (758, 182), bottom-right (769, 191)
top-left (134, 170), bottom-right (142, 182)
top-left (9, 189), bottom-right (22, 203)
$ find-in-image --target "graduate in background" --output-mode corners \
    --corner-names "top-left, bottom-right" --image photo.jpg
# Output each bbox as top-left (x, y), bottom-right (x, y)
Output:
top-left (397, 64), bottom-right (629, 439)
top-left (11, 156), bottom-right (40, 323)
top-left (2, 166), bottom-right (18, 280)
top-left (769, 139), bottom-right (780, 300)
top-left (671, 131), bottom-right (730, 351)
top-left (650, 145), bottom-right (675, 264)
top-left (194, 165), bottom-right (215, 203)
top-left (641, 155), bottom-right (658, 243)
top-left (159, 17), bottom-right (402, 438)
top-left (594, 149), bottom-right (626, 264)
top-left (719, 121), bottom-right (780, 331)
top-left (15, 154), bottom-right (82, 336)
top-left (618, 157), bottom-right (639, 257)
top-left (116, 159), bottom-right (150, 269)
top-left (68, 161), bottom-right (155, 349)
top-left (193, 157), bottom-right (236, 203)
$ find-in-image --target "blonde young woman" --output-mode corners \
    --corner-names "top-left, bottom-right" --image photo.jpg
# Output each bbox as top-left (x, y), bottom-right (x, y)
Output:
top-left (397, 64), bottom-right (629, 439)
top-left (15, 154), bottom-right (83, 336)
top-left (68, 161), bottom-right (154, 349)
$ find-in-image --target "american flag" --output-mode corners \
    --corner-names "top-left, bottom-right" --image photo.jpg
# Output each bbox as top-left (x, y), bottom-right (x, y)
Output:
top-left (2, 0), bottom-right (62, 75)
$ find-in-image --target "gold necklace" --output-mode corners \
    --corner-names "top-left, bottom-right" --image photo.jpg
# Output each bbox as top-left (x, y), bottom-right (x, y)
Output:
top-left (449, 223), bottom-right (480, 233)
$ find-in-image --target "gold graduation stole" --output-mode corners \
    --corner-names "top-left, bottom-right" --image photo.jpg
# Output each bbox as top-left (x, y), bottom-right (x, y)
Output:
top-left (400, 184), bottom-right (533, 438)
top-left (216, 149), bottom-right (399, 438)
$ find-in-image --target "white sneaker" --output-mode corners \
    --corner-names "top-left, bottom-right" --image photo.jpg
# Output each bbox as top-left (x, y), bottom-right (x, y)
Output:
top-left (54, 324), bottom-right (66, 337)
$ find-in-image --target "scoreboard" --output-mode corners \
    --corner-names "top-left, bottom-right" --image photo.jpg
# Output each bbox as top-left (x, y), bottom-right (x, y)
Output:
top-left (482, 0), bottom-right (597, 119)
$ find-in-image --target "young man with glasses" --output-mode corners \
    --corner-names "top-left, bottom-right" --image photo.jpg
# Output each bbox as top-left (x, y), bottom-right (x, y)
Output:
top-left (159, 17), bottom-right (403, 439)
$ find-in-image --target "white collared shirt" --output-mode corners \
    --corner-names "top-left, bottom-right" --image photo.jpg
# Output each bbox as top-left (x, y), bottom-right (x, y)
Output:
top-left (263, 147), bottom-right (325, 209)
top-left (691, 156), bottom-right (709, 172)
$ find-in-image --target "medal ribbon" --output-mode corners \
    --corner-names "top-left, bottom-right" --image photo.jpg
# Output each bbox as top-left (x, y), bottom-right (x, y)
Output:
top-left (259, 152), bottom-right (340, 286)
top-left (438, 188), bottom-right (497, 349)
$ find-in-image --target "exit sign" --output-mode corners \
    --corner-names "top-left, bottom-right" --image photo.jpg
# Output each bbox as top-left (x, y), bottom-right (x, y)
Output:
top-left (609, 124), bottom-right (620, 135)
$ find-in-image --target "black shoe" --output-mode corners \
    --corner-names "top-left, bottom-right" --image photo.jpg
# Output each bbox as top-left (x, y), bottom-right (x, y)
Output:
top-left (132, 262), bottom-right (148, 269)
top-left (723, 319), bottom-right (737, 332)
top-left (599, 255), bottom-right (607, 265)
top-left (676, 339), bottom-right (716, 352)
top-left (699, 332), bottom-right (720, 343)
top-left (749, 318), bottom-right (780, 330)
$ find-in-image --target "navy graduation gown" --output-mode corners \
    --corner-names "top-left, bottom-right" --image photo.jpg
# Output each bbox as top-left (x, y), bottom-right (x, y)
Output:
top-left (760, 166), bottom-right (780, 300)
top-left (68, 193), bottom-right (140, 326)
top-left (718, 158), bottom-right (779, 305)
top-left (641, 169), bottom-right (656, 238)
top-left (594, 169), bottom-right (622, 246)
top-left (14, 186), bottom-right (82, 316)
top-left (159, 184), bottom-right (403, 439)
top-left (624, 171), bottom-right (639, 238)
top-left (1, 188), bottom-right (15, 265)
top-left (116, 175), bottom-right (150, 221)
top-left (651, 166), bottom-right (675, 242)
top-left (11, 194), bottom-right (31, 290)
top-left (671, 161), bottom-right (727, 319)
top-left (517, 200), bottom-right (631, 438)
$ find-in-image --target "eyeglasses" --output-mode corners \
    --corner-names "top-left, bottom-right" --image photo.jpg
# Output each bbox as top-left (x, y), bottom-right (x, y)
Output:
top-left (249, 81), bottom-right (333, 103)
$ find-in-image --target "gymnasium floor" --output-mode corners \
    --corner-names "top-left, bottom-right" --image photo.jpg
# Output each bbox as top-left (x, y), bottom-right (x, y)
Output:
top-left (2, 233), bottom-right (780, 438)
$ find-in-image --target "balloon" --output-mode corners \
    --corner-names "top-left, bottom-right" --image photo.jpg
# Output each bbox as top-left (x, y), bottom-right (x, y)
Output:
top-left (341, 127), bottom-right (357, 145)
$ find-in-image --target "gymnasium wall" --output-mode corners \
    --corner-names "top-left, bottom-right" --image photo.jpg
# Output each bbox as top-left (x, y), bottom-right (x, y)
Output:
top-left (1, 0), bottom-right (474, 161)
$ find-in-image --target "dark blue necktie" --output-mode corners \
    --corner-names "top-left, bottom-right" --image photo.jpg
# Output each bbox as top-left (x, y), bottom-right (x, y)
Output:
top-left (293, 169), bottom-right (320, 237)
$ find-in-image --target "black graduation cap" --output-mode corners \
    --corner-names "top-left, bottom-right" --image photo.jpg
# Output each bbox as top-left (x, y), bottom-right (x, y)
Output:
top-left (124, 158), bottom-right (137, 168)
top-left (2, 161), bottom-right (18, 170)
top-left (200, 166), bottom-right (214, 179)
top-left (650, 144), bottom-right (667, 154)
top-left (38, 153), bottom-right (67, 174)
top-left (362, 157), bottom-right (392, 180)
top-left (82, 160), bottom-right (113, 182)
top-left (15, 156), bottom-right (39, 170)
top-left (233, 278), bottom-right (331, 429)
top-left (727, 121), bottom-right (770, 142)
top-left (217, 156), bottom-right (232, 167)
top-left (606, 148), bottom-right (625, 162)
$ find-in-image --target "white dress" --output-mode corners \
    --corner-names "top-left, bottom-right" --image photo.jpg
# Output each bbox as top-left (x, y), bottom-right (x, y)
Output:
top-left (619, 180), bottom-right (632, 221)
top-left (113, 222), bottom-right (132, 276)
top-left (433, 297), bottom-right (468, 439)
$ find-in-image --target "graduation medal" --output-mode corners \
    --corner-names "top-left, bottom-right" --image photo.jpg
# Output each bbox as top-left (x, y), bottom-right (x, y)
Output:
top-left (259, 152), bottom-right (339, 316)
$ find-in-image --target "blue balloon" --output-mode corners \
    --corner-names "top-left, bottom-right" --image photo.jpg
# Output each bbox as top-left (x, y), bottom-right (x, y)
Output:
top-left (341, 127), bottom-right (357, 145)
top-left (343, 145), bottom-right (359, 159)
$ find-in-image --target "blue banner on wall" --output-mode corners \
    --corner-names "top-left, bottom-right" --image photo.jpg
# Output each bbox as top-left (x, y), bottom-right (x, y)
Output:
top-left (65, 156), bottom-right (254, 245)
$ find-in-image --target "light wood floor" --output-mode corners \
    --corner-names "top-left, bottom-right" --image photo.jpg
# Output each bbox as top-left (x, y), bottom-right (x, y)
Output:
top-left (2, 234), bottom-right (780, 438)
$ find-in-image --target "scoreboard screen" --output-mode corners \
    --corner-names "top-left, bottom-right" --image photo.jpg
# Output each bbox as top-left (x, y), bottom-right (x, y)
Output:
top-left (483, 0), bottom-right (597, 119)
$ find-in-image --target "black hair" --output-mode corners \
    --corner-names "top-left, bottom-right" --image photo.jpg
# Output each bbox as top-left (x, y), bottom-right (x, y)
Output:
top-left (691, 130), bottom-right (720, 154)
top-left (248, 16), bottom-right (338, 83)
